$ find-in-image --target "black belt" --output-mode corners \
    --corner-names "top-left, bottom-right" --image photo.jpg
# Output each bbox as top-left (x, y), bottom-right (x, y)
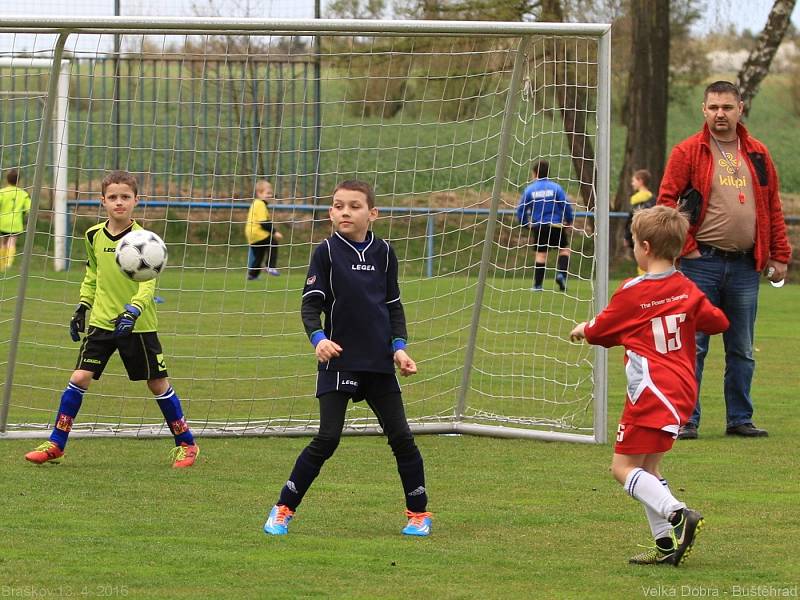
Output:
top-left (696, 243), bottom-right (753, 260)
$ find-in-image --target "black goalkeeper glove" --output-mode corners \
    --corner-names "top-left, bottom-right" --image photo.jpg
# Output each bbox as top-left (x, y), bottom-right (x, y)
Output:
top-left (113, 304), bottom-right (141, 337)
top-left (69, 304), bottom-right (89, 342)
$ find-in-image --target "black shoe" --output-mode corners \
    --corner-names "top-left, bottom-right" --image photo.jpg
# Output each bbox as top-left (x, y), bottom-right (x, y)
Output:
top-left (668, 508), bottom-right (704, 566)
top-left (726, 423), bottom-right (768, 437)
top-left (677, 423), bottom-right (698, 440)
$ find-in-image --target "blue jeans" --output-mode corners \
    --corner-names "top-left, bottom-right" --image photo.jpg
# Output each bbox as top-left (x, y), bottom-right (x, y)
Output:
top-left (679, 249), bottom-right (760, 428)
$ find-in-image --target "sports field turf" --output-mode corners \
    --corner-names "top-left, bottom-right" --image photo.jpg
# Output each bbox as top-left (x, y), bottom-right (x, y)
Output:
top-left (1, 281), bottom-right (797, 598)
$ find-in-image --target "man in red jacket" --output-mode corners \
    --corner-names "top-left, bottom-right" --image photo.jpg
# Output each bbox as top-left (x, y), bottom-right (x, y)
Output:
top-left (658, 80), bottom-right (792, 439)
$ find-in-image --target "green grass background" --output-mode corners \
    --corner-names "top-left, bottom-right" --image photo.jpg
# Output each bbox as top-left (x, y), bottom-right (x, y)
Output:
top-left (1, 282), bottom-right (797, 599)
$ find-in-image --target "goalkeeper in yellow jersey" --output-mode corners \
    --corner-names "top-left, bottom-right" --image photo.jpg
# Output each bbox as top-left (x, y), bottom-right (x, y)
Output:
top-left (245, 179), bottom-right (283, 280)
top-left (24, 170), bottom-right (199, 468)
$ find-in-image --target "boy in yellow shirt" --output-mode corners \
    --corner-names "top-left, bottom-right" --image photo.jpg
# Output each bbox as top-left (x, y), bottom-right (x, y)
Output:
top-left (0, 169), bottom-right (32, 271)
top-left (624, 169), bottom-right (655, 275)
top-left (245, 180), bottom-right (283, 280)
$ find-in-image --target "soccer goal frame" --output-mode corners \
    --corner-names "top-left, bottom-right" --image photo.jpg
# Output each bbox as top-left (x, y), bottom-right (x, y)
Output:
top-left (0, 57), bottom-right (70, 271)
top-left (0, 17), bottom-right (611, 444)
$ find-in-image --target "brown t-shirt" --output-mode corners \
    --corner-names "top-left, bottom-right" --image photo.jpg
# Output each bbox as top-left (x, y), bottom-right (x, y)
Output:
top-left (695, 137), bottom-right (756, 251)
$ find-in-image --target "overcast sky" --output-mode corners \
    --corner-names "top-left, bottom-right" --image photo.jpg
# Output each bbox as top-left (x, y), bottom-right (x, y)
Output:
top-left (0, 0), bottom-right (797, 54)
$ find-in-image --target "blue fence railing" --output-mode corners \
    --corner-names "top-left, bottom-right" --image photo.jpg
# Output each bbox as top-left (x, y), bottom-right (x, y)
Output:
top-left (66, 200), bottom-right (798, 277)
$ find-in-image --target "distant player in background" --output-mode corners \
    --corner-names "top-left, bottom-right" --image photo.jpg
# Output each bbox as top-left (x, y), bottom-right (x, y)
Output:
top-left (516, 160), bottom-right (574, 291)
top-left (0, 168), bottom-right (32, 271)
top-left (245, 179), bottom-right (283, 280)
top-left (24, 170), bottom-right (199, 468)
top-left (570, 206), bottom-right (729, 566)
top-left (624, 169), bottom-right (655, 276)
top-left (262, 180), bottom-right (431, 537)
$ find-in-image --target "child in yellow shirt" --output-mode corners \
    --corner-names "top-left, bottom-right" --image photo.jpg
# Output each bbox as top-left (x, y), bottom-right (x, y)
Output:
top-left (246, 180), bottom-right (283, 280)
top-left (0, 169), bottom-right (32, 271)
top-left (624, 169), bottom-right (655, 275)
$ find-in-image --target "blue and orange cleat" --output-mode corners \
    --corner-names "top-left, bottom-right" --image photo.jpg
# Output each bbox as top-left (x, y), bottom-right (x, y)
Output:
top-left (170, 442), bottom-right (200, 468)
top-left (25, 441), bottom-right (64, 464)
top-left (402, 510), bottom-right (432, 536)
top-left (264, 504), bottom-right (295, 535)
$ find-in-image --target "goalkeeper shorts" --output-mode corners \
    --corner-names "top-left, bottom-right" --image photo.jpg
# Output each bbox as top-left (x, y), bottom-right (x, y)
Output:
top-left (76, 326), bottom-right (169, 381)
top-left (530, 224), bottom-right (570, 253)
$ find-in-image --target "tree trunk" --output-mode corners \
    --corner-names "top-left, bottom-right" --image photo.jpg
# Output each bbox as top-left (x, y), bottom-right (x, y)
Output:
top-left (610, 0), bottom-right (670, 261)
top-left (736, 0), bottom-right (797, 118)
top-left (540, 0), bottom-right (597, 211)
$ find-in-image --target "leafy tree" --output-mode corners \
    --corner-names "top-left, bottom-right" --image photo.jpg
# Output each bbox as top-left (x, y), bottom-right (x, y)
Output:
top-left (736, 0), bottom-right (798, 117)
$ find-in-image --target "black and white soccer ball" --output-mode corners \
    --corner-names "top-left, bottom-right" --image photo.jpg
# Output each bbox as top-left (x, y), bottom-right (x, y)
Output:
top-left (115, 229), bottom-right (168, 282)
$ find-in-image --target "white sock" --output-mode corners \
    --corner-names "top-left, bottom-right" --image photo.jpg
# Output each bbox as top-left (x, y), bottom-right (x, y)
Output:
top-left (625, 468), bottom-right (685, 519)
top-left (644, 478), bottom-right (674, 540)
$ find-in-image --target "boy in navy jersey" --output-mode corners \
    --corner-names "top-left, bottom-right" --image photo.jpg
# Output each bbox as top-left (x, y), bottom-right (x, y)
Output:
top-left (24, 170), bottom-right (199, 468)
top-left (571, 206), bottom-right (728, 566)
top-left (263, 180), bottom-right (431, 537)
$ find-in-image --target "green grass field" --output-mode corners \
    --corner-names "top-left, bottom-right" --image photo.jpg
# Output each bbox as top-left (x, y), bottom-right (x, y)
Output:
top-left (1, 269), bottom-right (597, 436)
top-left (1, 282), bottom-right (797, 599)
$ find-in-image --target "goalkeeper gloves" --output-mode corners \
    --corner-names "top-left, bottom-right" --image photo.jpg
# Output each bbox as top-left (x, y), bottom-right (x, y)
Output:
top-left (69, 304), bottom-right (89, 342)
top-left (113, 304), bottom-right (141, 337)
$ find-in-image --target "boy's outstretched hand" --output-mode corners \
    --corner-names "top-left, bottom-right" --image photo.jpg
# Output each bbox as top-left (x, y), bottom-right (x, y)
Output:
top-left (394, 350), bottom-right (417, 376)
top-left (570, 322), bottom-right (587, 342)
top-left (315, 339), bottom-right (342, 362)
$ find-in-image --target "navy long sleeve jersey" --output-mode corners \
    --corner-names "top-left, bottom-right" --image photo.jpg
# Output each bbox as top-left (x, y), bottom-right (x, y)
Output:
top-left (301, 231), bottom-right (408, 373)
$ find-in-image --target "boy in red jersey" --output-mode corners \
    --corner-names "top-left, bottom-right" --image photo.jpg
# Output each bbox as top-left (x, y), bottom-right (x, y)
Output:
top-left (570, 206), bottom-right (728, 566)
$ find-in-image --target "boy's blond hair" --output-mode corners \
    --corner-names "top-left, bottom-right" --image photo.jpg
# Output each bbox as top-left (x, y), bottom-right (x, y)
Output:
top-left (255, 180), bottom-right (273, 195)
top-left (333, 180), bottom-right (375, 209)
top-left (101, 170), bottom-right (138, 196)
top-left (631, 205), bottom-right (688, 261)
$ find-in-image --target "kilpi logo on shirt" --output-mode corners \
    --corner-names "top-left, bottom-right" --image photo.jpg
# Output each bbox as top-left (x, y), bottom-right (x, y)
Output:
top-left (352, 264), bottom-right (376, 271)
top-left (306, 275), bottom-right (317, 285)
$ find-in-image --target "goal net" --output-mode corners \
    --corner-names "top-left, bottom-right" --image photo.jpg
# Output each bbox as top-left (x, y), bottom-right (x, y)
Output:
top-left (0, 18), bottom-right (610, 443)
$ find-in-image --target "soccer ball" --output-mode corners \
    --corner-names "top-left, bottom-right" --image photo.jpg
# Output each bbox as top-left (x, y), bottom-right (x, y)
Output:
top-left (115, 229), bottom-right (168, 282)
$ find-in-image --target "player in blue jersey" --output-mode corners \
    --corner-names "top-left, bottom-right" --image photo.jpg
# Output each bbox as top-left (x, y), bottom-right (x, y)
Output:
top-left (24, 170), bottom-right (199, 468)
top-left (516, 160), bottom-right (574, 291)
top-left (263, 180), bottom-right (431, 537)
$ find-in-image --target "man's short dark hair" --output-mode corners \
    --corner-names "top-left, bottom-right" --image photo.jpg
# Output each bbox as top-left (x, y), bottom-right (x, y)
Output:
top-left (533, 160), bottom-right (549, 179)
top-left (704, 80), bottom-right (741, 102)
top-left (6, 169), bottom-right (19, 186)
top-left (333, 180), bottom-right (375, 208)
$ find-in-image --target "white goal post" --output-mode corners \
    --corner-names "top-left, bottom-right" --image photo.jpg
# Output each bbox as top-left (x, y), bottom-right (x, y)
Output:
top-left (0, 17), bottom-right (611, 444)
top-left (0, 57), bottom-right (70, 272)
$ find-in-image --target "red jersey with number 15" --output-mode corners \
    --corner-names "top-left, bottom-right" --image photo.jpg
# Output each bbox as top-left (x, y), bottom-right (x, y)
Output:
top-left (584, 269), bottom-right (729, 433)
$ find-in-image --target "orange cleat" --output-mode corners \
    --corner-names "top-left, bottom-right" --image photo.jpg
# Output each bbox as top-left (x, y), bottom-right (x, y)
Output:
top-left (25, 441), bottom-right (64, 464)
top-left (170, 442), bottom-right (200, 468)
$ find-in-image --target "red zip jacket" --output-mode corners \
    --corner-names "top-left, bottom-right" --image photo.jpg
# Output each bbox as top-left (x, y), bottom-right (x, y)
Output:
top-left (657, 123), bottom-right (792, 271)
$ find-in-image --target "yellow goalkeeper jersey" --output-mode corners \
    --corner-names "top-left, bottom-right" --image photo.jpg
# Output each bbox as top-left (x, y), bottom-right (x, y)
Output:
top-left (80, 221), bottom-right (158, 332)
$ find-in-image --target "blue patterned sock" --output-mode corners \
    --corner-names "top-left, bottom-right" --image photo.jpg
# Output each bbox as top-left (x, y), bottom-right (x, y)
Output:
top-left (49, 382), bottom-right (86, 450)
top-left (154, 386), bottom-right (194, 446)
